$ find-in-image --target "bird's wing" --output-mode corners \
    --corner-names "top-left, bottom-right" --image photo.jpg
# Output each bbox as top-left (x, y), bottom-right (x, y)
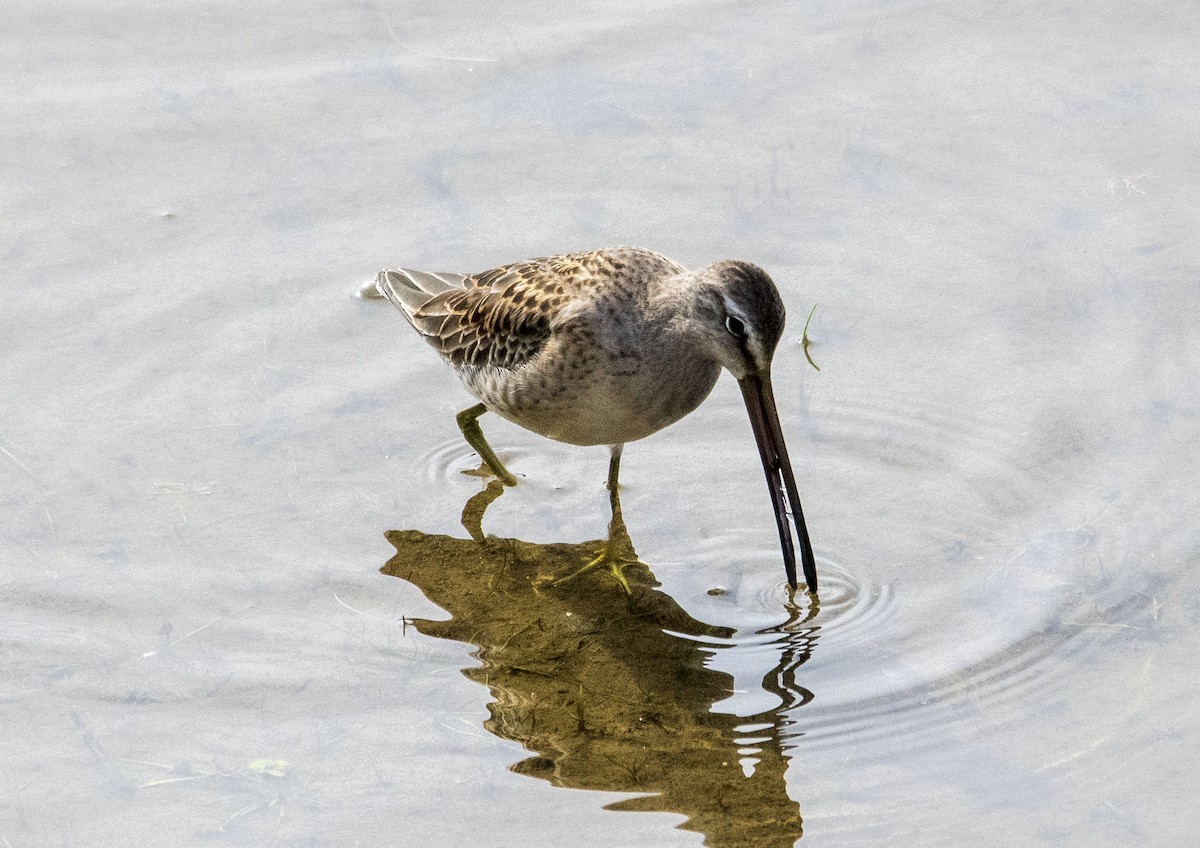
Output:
top-left (380, 256), bottom-right (585, 369)
top-left (377, 248), bottom-right (682, 369)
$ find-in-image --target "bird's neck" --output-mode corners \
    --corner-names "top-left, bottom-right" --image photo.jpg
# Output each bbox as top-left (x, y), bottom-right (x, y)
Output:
top-left (645, 268), bottom-right (722, 342)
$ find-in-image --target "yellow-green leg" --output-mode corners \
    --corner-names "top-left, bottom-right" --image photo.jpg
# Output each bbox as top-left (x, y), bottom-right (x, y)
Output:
top-left (460, 478), bottom-right (506, 543)
top-left (550, 444), bottom-right (642, 593)
top-left (456, 403), bottom-right (518, 486)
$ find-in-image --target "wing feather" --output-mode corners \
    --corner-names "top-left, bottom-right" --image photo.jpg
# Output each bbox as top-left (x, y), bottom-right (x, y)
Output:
top-left (376, 248), bottom-right (681, 370)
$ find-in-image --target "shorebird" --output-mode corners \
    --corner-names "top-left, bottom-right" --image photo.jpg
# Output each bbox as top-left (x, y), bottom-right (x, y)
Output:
top-left (368, 247), bottom-right (818, 594)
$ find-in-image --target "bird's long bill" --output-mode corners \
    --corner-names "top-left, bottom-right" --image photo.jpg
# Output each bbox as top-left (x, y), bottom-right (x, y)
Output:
top-left (738, 373), bottom-right (818, 594)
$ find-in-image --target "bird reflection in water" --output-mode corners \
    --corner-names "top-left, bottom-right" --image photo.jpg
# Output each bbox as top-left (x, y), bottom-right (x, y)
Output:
top-left (381, 483), bottom-right (820, 848)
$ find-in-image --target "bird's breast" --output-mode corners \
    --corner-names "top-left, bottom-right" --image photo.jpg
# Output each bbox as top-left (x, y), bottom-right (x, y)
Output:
top-left (457, 327), bottom-right (721, 447)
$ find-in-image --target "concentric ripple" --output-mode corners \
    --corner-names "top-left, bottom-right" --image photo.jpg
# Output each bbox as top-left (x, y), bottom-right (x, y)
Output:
top-left (659, 379), bottom-right (1168, 757)
top-left (410, 377), bottom-right (1172, 763)
top-left (415, 436), bottom-right (537, 487)
top-left (747, 557), bottom-right (896, 652)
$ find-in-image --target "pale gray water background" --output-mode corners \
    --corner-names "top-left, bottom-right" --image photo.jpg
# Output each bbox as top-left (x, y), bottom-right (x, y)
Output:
top-left (3, 0), bottom-right (1199, 845)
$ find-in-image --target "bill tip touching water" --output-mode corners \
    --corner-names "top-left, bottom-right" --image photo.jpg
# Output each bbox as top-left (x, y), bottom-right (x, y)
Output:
top-left (367, 247), bottom-right (818, 594)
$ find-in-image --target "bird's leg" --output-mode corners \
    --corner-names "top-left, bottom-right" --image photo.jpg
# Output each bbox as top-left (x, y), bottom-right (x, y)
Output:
top-left (460, 479), bottom-right (506, 543)
top-left (549, 444), bottom-right (642, 593)
top-left (456, 403), bottom-right (518, 486)
top-left (603, 444), bottom-right (636, 562)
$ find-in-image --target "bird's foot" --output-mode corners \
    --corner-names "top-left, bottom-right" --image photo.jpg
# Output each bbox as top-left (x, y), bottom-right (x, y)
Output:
top-left (459, 460), bottom-right (517, 486)
top-left (539, 545), bottom-right (643, 595)
top-left (460, 462), bottom-right (493, 479)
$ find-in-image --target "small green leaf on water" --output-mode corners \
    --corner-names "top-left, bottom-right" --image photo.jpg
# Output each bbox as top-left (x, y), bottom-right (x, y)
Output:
top-left (801, 303), bottom-right (820, 371)
top-left (248, 759), bottom-right (289, 777)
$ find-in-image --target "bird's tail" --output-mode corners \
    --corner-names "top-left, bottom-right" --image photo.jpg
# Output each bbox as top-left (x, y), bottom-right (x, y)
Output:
top-left (369, 268), bottom-right (466, 319)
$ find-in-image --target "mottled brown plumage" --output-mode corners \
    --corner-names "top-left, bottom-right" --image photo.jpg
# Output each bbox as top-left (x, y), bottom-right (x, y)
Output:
top-left (384, 248), bottom-right (680, 371)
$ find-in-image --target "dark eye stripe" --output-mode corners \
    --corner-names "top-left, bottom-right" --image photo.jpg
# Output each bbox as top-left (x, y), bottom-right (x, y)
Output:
top-left (725, 315), bottom-right (746, 337)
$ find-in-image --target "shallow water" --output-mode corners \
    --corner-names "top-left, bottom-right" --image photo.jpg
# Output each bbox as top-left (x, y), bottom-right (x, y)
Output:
top-left (4, 1), bottom-right (1199, 845)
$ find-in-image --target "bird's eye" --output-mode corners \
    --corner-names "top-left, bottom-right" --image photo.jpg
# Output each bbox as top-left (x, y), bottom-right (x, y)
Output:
top-left (725, 315), bottom-right (747, 337)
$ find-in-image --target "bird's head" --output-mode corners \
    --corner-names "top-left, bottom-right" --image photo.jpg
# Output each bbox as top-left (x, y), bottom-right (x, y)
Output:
top-left (688, 260), bottom-right (787, 381)
top-left (677, 259), bottom-right (817, 593)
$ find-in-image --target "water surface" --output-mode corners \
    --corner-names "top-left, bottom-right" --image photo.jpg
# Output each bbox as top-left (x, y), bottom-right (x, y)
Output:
top-left (3, 1), bottom-right (1198, 846)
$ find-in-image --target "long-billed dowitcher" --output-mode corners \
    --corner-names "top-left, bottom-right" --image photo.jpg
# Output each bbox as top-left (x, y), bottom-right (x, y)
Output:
top-left (368, 247), bottom-right (817, 594)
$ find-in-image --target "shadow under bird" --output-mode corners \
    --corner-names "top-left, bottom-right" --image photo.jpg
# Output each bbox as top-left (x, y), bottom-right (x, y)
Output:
top-left (369, 247), bottom-right (818, 594)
